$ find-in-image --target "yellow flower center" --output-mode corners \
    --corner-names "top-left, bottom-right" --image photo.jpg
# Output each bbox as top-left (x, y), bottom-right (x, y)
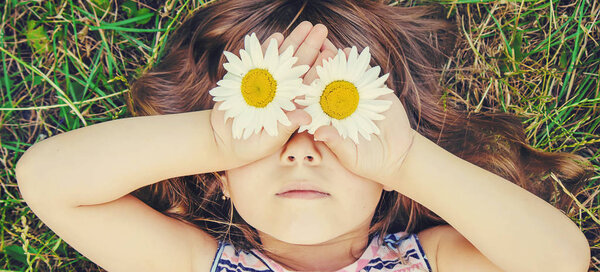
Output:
top-left (241, 68), bottom-right (277, 108)
top-left (319, 80), bottom-right (359, 120)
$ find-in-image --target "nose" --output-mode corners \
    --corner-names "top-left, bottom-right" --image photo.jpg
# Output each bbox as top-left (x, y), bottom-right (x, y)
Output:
top-left (280, 130), bottom-right (322, 166)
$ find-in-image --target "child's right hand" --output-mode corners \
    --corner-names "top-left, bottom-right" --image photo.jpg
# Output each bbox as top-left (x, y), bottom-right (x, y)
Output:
top-left (210, 21), bottom-right (333, 167)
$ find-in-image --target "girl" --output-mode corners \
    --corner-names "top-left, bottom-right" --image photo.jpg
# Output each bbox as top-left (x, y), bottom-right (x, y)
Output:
top-left (15, 0), bottom-right (593, 271)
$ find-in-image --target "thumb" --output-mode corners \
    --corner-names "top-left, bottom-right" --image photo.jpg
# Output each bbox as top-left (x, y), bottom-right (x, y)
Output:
top-left (279, 109), bottom-right (311, 136)
top-left (313, 125), bottom-right (353, 159)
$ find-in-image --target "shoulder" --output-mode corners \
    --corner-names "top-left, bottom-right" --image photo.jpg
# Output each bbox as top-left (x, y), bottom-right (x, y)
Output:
top-left (416, 225), bottom-right (453, 272)
top-left (417, 225), bottom-right (503, 272)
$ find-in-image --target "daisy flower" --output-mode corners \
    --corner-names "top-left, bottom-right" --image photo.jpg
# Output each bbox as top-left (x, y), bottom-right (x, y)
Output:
top-left (209, 32), bottom-right (309, 140)
top-left (295, 46), bottom-right (393, 144)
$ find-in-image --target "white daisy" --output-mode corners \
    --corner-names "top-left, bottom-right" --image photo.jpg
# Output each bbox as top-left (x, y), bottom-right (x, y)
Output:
top-left (294, 46), bottom-right (393, 144)
top-left (209, 32), bottom-right (310, 140)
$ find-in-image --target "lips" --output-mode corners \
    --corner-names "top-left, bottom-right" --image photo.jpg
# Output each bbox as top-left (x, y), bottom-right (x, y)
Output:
top-left (276, 190), bottom-right (330, 199)
top-left (276, 182), bottom-right (329, 195)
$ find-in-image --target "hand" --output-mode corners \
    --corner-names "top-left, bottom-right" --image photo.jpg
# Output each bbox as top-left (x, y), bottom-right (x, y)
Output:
top-left (211, 21), bottom-right (334, 167)
top-left (311, 47), bottom-right (417, 189)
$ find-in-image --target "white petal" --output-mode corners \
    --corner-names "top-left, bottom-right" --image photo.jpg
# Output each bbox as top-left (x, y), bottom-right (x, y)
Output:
top-left (254, 107), bottom-right (265, 132)
top-left (224, 103), bottom-right (246, 121)
top-left (272, 58), bottom-right (297, 79)
top-left (223, 63), bottom-right (244, 76)
top-left (357, 107), bottom-right (386, 121)
top-left (280, 45), bottom-right (294, 61)
top-left (358, 99), bottom-right (393, 113)
top-left (329, 50), bottom-right (346, 79)
top-left (218, 96), bottom-right (240, 110)
top-left (346, 46), bottom-right (358, 72)
top-left (306, 116), bottom-right (329, 134)
top-left (341, 117), bottom-right (359, 144)
top-left (276, 107), bottom-right (291, 127)
top-left (303, 103), bottom-right (320, 117)
top-left (239, 49), bottom-right (253, 68)
top-left (290, 64), bottom-right (310, 78)
top-left (356, 66), bottom-right (381, 89)
top-left (242, 108), bottom-right (258, 139)
top-left (249, 33), bottom-right (265, 68)
top-left (361, 73), bottom-right (390, 90)
top-left (209, 86), bottom-right (238, 97)
top-left (338, 49), bottom-right (347, 75)
top-left (315, 65), bottom-right (328, 83)
top-left (217, 79), bottom-right (241, 90)
top-left (277, 78), bottom-right (303, 90)
top-left (264, 38), bottom-right (279, 70)
top-left (277, 98), bottom-right (296, 111)
top-left (331, 118), bottom-right (346, 138)
top-left (231, 110), bottom-right (246, 139)
top-left (355, 47), bottom-right (371, 74)
top-left (223, 51), bottom-right (246, 73)
top-left (355, 113), bottom-right (377, 139)
top-left (223, 72), bottom-right (242, 81)
top-left (360, 87), bottom-right (394, 100)
top-left (278, 54), bottom-right (300, 69)
top-left (243, 34), bottom-right (252, 56)
top-left (295, 98), bottom-right (310, 106)
top-left (262, 111), bottom-right (277, 136)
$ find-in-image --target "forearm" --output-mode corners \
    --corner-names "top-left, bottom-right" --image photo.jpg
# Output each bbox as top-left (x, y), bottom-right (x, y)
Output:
top-left (391, 131), bottom-right (590, 271)
top-left (16, 110), bottom-right (225, 207)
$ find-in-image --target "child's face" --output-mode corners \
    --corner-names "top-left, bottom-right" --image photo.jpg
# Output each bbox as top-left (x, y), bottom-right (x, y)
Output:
top-left (222, 130), bottom-right (385, 245)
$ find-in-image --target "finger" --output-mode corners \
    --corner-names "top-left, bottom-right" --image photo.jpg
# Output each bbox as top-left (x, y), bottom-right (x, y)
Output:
top-left (293, 23), bottom-right (328, 68)
top-left (211, 101), bottom-right (232, 127)
top-left (261, 32), bottom-right (284, 54)
top-left (303, 48), bottom-right (337, 85)
top-left (343, 47), bottom-right (352, 57)
top-left (279, 21), bottom-right (313, 55)
top-left (313, 125), bottom-right (357, 159)
top-left (274, 108), bottom-right (312, 138)
top-left (321, 38), bottom-right (336, 52)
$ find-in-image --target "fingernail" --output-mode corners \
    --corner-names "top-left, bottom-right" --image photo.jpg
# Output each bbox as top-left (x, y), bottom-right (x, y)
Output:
top-left (302, 118), bottom-right (311, 126)
top-left (300, 113), bottom-right (311, 125)
top-left (314, 135), bottom-right (327, 142)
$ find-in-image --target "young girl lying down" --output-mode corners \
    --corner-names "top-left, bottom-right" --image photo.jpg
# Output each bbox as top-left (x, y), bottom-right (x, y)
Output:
top-left (16, 0), bottom-right (593, 271)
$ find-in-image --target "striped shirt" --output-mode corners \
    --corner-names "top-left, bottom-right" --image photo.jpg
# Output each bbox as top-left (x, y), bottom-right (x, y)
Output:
top-left (210, 232), bottom-right (432, 272)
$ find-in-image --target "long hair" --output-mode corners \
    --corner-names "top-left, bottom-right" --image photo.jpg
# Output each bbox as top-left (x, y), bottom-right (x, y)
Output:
top-left (126, 0), bottom-right (594, 254)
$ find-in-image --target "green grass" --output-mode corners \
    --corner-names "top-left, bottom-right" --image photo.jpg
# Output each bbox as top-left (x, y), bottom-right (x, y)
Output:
top-left (1, 0), bottom-right (598, 271)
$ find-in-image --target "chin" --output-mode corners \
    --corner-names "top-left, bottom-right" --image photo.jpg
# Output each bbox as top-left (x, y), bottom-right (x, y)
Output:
top-left (274, 231), bottom-right (336, 245)
top-left (265, 220), bottom-right (342, 245)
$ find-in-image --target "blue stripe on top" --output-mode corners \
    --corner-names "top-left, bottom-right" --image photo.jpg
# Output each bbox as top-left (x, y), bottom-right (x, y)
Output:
top-left (210, 232), bottom-right (432, 272)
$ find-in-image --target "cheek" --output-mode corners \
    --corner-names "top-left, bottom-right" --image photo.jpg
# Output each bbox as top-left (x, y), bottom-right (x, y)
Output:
top-left (339, 179), bottom-right (384, 216)
top-left (226, 171), bottom-right (270, 225)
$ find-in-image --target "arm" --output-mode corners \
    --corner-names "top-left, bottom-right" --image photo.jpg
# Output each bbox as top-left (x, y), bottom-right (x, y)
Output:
top-left (15, 110), bottom-right (224, 271)
top-left (17, 110), bottom-right (225, 207)
top-left (393, 130), bottom-right (590, 272)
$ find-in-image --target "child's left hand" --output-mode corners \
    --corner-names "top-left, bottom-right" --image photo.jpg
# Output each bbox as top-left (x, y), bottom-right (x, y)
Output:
top-left (311, 48), bottom-right (417, 189)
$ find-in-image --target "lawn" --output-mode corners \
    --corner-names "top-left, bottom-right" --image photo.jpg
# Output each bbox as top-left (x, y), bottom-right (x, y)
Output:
top-left (1, 0), bottom-right (598, 271)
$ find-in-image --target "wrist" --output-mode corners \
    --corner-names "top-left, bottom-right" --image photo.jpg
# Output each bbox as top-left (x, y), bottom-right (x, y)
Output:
top-left (386, 129), bottom-right (431, 192)
top-left (380, 128), bottom-right (418, 188)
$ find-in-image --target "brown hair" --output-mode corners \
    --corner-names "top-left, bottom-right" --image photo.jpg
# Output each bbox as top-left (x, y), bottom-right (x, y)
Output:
top-left (126, 0), bottom-right (594, 255)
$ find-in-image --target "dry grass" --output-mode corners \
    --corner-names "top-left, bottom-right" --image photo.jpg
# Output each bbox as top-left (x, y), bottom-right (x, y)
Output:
top-left (1, 0), bottom-right (598, 271)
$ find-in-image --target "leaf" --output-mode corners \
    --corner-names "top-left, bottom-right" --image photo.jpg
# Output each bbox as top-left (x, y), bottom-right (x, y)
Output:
top-left (90, 0), bottom-right (110, 14)
top-left (559, 48), bottom-right (569, 70)
top-left (135, 8), bottom-right (153, 25)
top-left (69, 79), bottom-right (87, 101)
top-left (510, 30), bottom-right (523, 62)
top-left (121, 1), bottom-right (137, 18)
top-left (26, 20), bottom-right (49, 54)
top-left (3, 245), bottom-right (27, 265)
top-left (0, 78), bottom-right (14, 91)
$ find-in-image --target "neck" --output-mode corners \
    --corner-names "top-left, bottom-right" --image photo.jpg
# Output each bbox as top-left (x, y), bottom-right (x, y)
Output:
top-left (258, 225), bottom-right (371, 271)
